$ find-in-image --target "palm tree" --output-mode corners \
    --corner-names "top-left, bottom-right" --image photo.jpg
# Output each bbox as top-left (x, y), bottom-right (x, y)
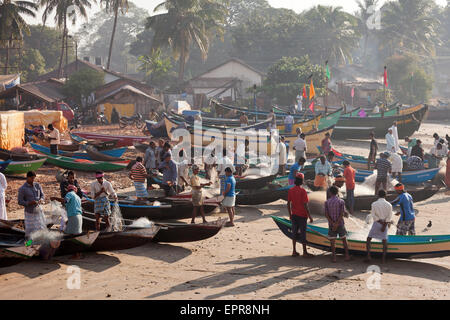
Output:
top-left (380, 0), bottom-right (439, 58)
top-left (40, 0), bottom-right (93, 78)
top-left (145, 0), bottom-right (228, 82)
top-left (0, 0), bottom-right (38, 74)
top-left (301, 5), bottom-right (361, 65)
top-left (100, 0), bottom-right (128, 70)
top-left (355, 0), bottom-right (379, 57)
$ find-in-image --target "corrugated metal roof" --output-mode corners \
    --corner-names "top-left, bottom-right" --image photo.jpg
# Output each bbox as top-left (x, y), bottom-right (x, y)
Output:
top-left (94, 84), bottom-right (162, 104)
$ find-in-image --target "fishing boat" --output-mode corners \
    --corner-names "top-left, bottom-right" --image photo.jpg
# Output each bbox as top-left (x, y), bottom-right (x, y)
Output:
top-left (83, 145), bottom-right (124, 162)
top-left (333, 104), bottom-right (428, 139)
top-left (144, 119), bottom-right (169, 138)
top-left (235, 173), bottom-right (278, 190)
top-left (355, 167), bottom-right (441, 184)
top-left (81, 197), bottom-right (218, 220)
top-left (82, 211), bottom-right (226, 243)
top-left (283, 125), bottom-right (335, 156)
top-left (70, 133), bottom-right (120, 151)
top-left (236, 184), bottom-right (291, 205)
top-left (30, 142), bottom-right (127, 160)
top-left (72, 132), bottom-right (151, 148)
top-left (272, 216), bottom-right (450, 258)
top-left (0, 234), bottom-right (41, 267)
top-left (0, 148), bottom-right (41, 161)
top-left (0, 158), bottom-right (47, 175)
top-left (31, 145), bottom-right (128, 172)
top-left (34, 136), bottom-right (80, 152)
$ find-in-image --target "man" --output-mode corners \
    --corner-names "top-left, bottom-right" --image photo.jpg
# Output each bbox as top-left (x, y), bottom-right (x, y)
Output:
top-left (51, 185), bottom-right (83, 235)
top-left (0, 171), bottom-right (7, 220)
top-left (314, 155), bottom-right (332, 189)
top-left (155, 139), bottom-right (165, 167)
top-left (366, 190), bottom-right (393, 264)
top-left (429, 143), bottom-right (446, 169)
top-left (404, 136), bottom-right (417, 157)
top-left (284, 112), bottom-right (294, 133)
top-left (90, 171), bottom-right (118, 231)
top-left (268, 109), bottom-right (277, 130)
top-left (161, 142), bottom-right (172, 162)
top-left (288, 157), bottom-right (306, 185)
top-left (385, 128), bottom-right (395, 153)
top-left (391, 183), bottom-right (415, 235)
top-left (390, 121), bottom-right (400, 152)
top-left (433, 133), bottom-right (440, 147)
top-left (158, 153), bottom-right (178, 196)
top-left (239, 113), bottom-right (249, 127)
top-left (287, 172), bottom-right (314, 258)
top-left (47, 124), bottom-right (60, 155)
top-left (277, 136), bottom-right (287, 175)
top-left (129, 156), bottom-right (148, 200)
top-left (293, 133), bottom-right (307, 163)
top-left (368, 132), bottom-right (378, 170)
top-left (18, 171), bottom-right (46, 238)
top-left (60, 171), bottom-right (83, 199)
top-left (217, 148), bottom-right (235, 196)
top-left (321, 132), bottom-right (332, 156)
top-left (411, 139), bottom-right (424, 160)
top-left (190, 165), bottom-right (212, 224)
top-left (222, 167), bottom-right (236, 227)
top-left (235, 139), bottom-right (249, 176)
top-left (389, 151), bottom-right (403, 182)
top-left (374, 152), bottom-right (392, 195)
top-left (144, 141), bottom-right (157, 190)
top-left (325, 186), bottom-right (350, 262)
top-left (326, 151), bottom-right (335, 164)
top-left (177, 150), bottom-right (190, 192)
top-left (343, 161), bottom-right (355, 215)
top-left (373, 104), bottom-right (380, 113)
top-left (326, 175), bottom-right (345, 200)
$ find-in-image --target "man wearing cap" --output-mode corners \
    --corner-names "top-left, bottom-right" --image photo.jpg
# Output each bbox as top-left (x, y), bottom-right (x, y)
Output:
top-left (90, 171), bottom-right (118, 231)
top-left (51, 184), bottom-right (83, 235)
top-left (158, 152), bottom-right (178, 196)
top-left (374, 152), bottom-right (392, 195)
top-left (391, 183), bottom-right (415, 235)
top-left (365, 190), bottom-right (393, 264)
top-left (190, 165), bottom-right (212, 224)
top-left (314, 155), bottom-right (332, 190)
top-left (222, 167), bottom-right (236, 226)
top-left (287, 172), bottom-right (314, 258)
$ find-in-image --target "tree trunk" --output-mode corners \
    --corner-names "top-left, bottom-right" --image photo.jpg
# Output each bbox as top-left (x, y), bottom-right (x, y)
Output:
top-left (107, 6), bottom-right (119, 70)
top-left (58, 16), bottom-right (67, 78)
top-left (178, 37), bottom-right (186, 83)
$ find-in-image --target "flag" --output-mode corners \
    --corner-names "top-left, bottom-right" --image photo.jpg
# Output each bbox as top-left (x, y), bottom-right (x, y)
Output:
top-left (302, 85), bottom-right (307, 99)
top-left (309, 79), bottom-right (315, 100)
top-left (383, 66), bottom-right (388, 87)
top-left (309, 101), bottom-right (314, 112)
top-left (351, 87), bottom-right (355, 98)
top-left (325, 60), bottom-right (331, 80)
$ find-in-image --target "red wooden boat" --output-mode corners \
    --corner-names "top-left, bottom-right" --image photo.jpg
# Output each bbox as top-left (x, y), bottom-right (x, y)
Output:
top-left (72, 132), bottom-right (152, 147)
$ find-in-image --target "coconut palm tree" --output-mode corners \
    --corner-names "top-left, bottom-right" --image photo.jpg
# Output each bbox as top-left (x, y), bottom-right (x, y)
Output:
top-left (355, 0), bottom-right (379, 57)
top-left (100, 0), bottom-right (128, 70)
top-left (40, 0), bottom-right (93, 78)
top-left (145, 0), bottom-right (228, 82)
top-left (0, 0), bottom-right (38, 74)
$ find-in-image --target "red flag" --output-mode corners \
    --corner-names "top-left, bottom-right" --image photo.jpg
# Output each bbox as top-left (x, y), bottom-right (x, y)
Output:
top-left (383, 66), bottom-right (388, 87)
top-left (308, 101), bottom-right (314, 112)
top-left (302, 85), bottom-right (307, 99)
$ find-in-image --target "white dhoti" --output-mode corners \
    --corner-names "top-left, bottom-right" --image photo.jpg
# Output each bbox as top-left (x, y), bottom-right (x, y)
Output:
top-left (0, 194), bottom-right (6, 220)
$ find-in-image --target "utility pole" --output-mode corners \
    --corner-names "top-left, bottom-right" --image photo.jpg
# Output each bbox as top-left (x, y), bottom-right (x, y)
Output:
top-left (253, 84), bottom-right (257, 123)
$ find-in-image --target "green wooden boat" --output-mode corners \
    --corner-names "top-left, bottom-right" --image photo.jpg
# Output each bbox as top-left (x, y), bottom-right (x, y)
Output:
top-left (1, 158), bottom-right (47, 175)
top-left (31, 147), bottom-right (128, 172)
top-left (317, 108), bottom-right (342, 131)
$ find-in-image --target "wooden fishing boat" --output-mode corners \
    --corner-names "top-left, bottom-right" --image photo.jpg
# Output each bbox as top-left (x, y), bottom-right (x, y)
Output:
top-left (83, 145), bottom-right (124, 162)
top-left (0, 148), bottom-right (41, 161)
top-left (82, 211), bottom-right (226, 243)
top-left (30, 142), bottom-right (127, 160)
top-left (355, 167), bottom-right (441, 184)
top-left (34, 136), bottom-right (80, 152)
top-left (81, 197), bottom-right (218, 220)
top-left (236, 184), bottom-right (291, 205)
top-left (72, 132), bottom-right (151, 148)
top-left (31, 145), bottom-right (128, 172)
top-left (0, 158), bottom-right (47, 175)
top-left (272, 216), bottom-right (450, 258)
top-left (70, 133), bottom-right (120, 151)
top-left (235, 173), bottom-right (278, 190)
top-left (0, 235), bottom-right (41, 267)
top-left (334, 104), bottom-right (428, 139)
top-left (283, 125), bottom-right (335, 156)
top-left (145, 119), bottom-right (169, 138)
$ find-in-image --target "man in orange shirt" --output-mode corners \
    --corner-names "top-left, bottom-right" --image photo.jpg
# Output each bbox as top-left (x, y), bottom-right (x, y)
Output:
top-left (343, 160), bottom-right (356, 215)
top-left (287, 172), bottom-right (314, 258)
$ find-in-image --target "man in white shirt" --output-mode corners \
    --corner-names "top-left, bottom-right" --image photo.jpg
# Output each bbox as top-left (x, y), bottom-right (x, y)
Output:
top-left (366, 190), bottom-right (393, 264)
top-left (293, 133), bottom-right (307, 163)
top-left (90, 171), bottom-right (118, 231)
top-left (389, 152), bottom-right (403, 182)
top-left (277, 136), bottom-right (287, 175)
top-left (429, 143), bottom-right (446, 168)
top-left (390, 121), bottom-right (400, 152)
top-left (385, 128), bottom-right (395, 153)
top-left (47, 124), bottom-right (60, 155)
top-left (177, 149), bottom-right (190, 192)
top-left (373, 105), bottom-right (380, 113)
top-left (284, 112), bottom-right (294, 134)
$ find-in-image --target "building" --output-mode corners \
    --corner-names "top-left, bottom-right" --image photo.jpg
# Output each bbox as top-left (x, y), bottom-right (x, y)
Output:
top-left (337, 80), bottom-right (384, 108)
top-left (187, 58), bottom-right (264, 107)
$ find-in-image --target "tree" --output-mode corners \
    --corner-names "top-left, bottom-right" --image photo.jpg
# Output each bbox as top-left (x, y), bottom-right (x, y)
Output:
top-left (0, 0), bottom-right (37, 74)
top-left (100, 0), bottom-right (129, 70)
top-left (137, 48), bottom-right (176, 89)
top-left (145, 0), bottom-right (229, 82)
top-left (226, 0), bottom-right (269, 25)
top-left (261, 56), bottom-right (327, 106)
top-left (19, 48), bottom-right (46, 82)
top-left (40, 0), bottom-right (93, 78)
top-left (355, 0), bottom-right (379, 57)
top-left (63, 68), bottom-right (105, 105)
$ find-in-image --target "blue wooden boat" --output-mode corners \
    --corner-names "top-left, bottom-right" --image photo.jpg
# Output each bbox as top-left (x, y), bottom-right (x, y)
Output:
top-left (30, 143), bottom-right (127, 160)
top-left (145, 119), bottom-right (168, 138)
top-left (272, 216), bottom-right (450, 259)
top-left (355, 167), bottom-right (441, 184)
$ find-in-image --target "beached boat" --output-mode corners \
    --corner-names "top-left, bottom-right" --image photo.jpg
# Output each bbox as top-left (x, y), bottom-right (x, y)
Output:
top-left (283, 125), bottom-right (335, 156)
top-left (30, 142), bottom-right (127, 160)
top-left (355, 167), bottom-right (441, 184)
top-left (72, 132), bottom-right (151, 148)
top-left (70, 133), bottom-right (120, 151)
top-left (0, 148), bottom-right (41, 161)
top-left (34, 136), bottom-right (80, 152)
top-left (333, 104), bottom-right (428, 139)
top-left (272, 216), bottom-right (450, 258)
top-left (236, 184), bottom-right (291, 205)
top-left (0, 158), bottom-right (47, 175)
top-left (235, 173), bottom-right (278, 190)
top-left (81, 197), bottom-right (218, 220)
top-left (0, 234), bottom-right (41, 267)
top-left (31, 145), bottom-right (128, 172)
top-left (83, 145), bottom-right (124, 162)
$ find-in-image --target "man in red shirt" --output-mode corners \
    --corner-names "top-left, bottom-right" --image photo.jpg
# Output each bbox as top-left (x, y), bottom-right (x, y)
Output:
top-left (343, 160), bottom-right (356, 215)
top-left (287, 172), bottom-right (314, 258)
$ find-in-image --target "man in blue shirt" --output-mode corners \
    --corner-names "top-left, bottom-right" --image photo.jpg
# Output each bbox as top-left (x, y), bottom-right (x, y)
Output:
top-left (222, 167), bottom-right (236, 227)
top-left (158, 153), bottom-right (178, 196)
top-left (51, 185), bottom-right (82, 235)
top-left (391, 183), bottom-right (415, 235)
top-left (288, 157), bottom-right (306, 185)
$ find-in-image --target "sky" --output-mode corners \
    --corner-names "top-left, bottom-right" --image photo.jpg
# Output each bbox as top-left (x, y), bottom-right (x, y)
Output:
top-left (26, 0), bottom-right (448, 30)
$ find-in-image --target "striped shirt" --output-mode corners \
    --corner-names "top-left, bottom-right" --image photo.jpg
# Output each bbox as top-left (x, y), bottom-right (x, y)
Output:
top-left (325, 195), bottom-right (345, 226)
top-left (130, 162), bottom-right (147, 183)
top-left (375, 158), bottom-right (391, 179)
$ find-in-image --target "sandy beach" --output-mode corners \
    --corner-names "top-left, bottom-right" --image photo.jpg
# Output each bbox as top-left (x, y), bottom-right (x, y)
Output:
top-left (0, 121), bottom-right (449, 300)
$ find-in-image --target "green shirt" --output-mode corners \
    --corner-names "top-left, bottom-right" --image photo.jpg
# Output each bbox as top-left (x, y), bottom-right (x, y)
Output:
top-left (408, 138), bottom-right (417, 148)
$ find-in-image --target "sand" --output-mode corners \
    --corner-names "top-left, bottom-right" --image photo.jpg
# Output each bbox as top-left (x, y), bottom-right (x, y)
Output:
top-left (0, 121), bottom-right (449, 300)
